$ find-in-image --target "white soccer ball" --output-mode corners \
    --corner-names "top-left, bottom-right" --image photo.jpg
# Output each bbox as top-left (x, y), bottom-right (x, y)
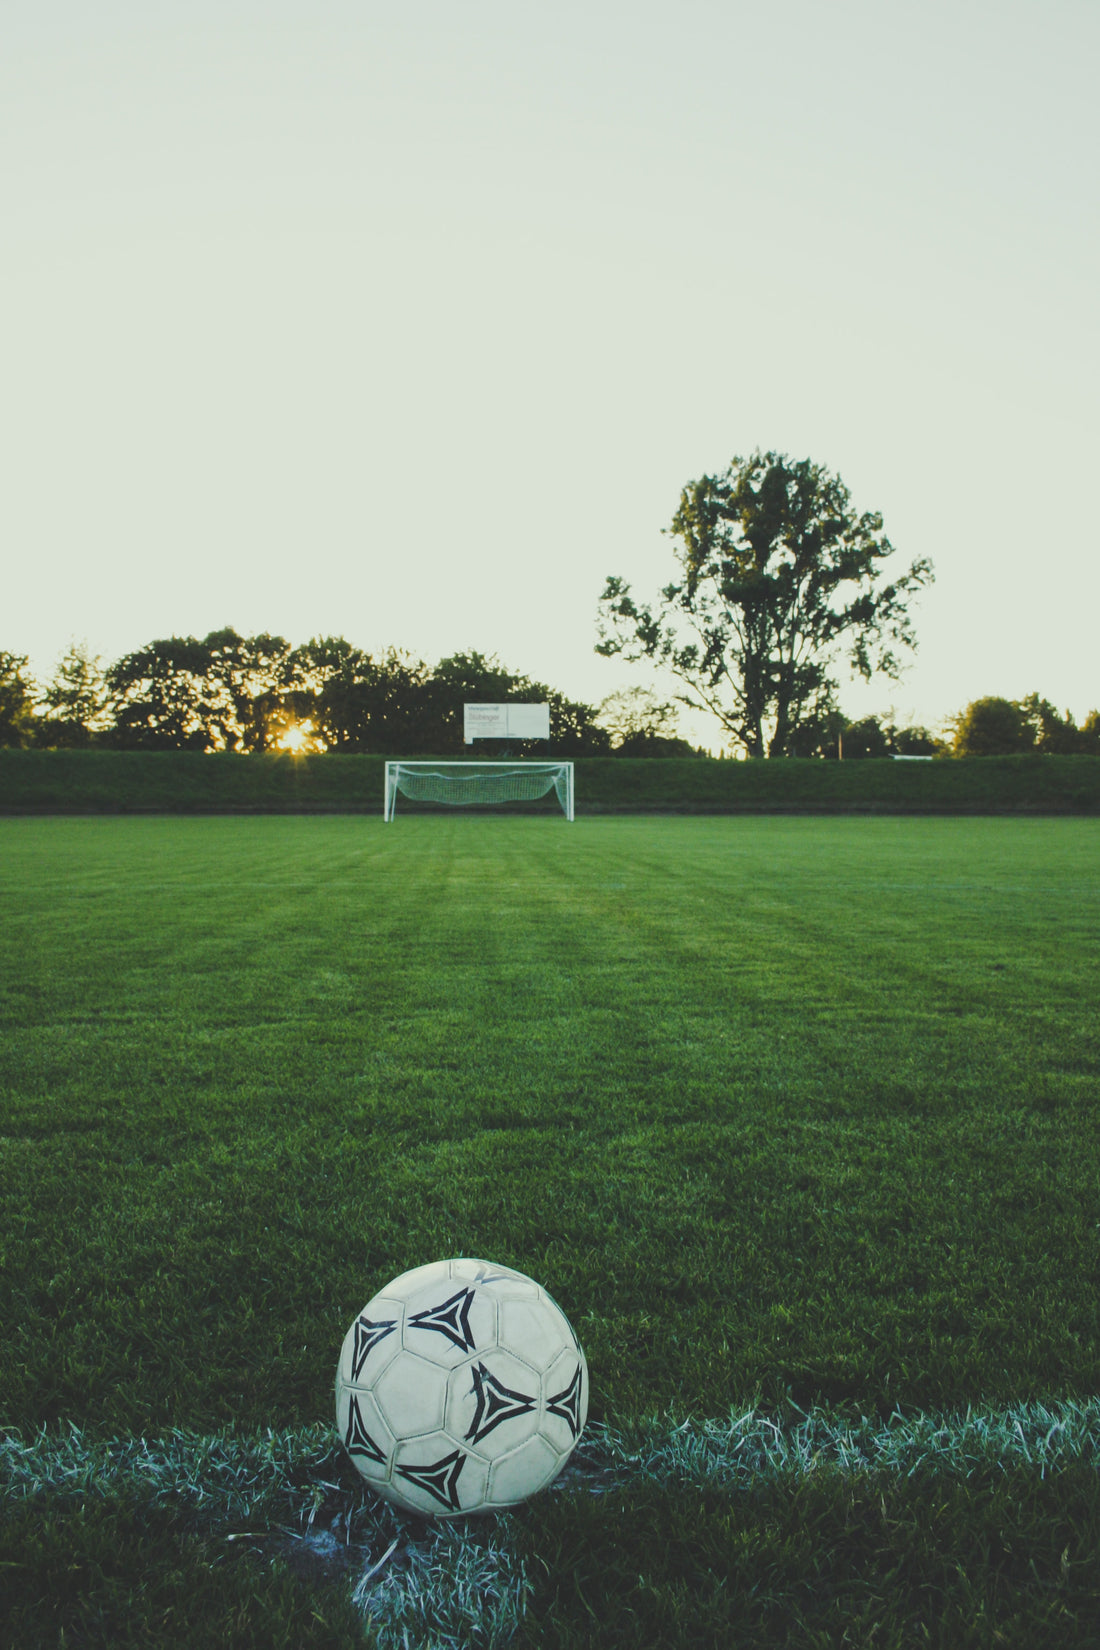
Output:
top-left (335, 1257), bottom-right (588, 1518)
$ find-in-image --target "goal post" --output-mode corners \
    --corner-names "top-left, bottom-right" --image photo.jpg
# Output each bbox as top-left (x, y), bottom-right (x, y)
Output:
top-left (384, 761), bottom-right (574, 822)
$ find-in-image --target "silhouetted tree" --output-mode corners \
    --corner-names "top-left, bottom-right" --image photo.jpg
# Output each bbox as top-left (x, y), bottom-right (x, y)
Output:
top-left (951, 697), bottom-right (1033, 757)
top-left (431, 651), bottom-right (532, 752)
top-left (291, 638), bottom-right (438, 753)
top-left (432, 651), bottom-right (610, 756)
top-left (106, 636), bottom-right (215, 749)
top-left (38, 642), bottom-right (112, 747)
top-left (1078, 710), bottom-right (1100, 754)
top-left (0, 652), bottom-right (38, 747)
top-left (105, 630), bottom-right (298, 750)
top-left (200, 628), bottom-right (298, 751)
top-left (596, 687), bottom-right (698, 755)
top-left (544, 689), bottom-right (613, 756)
top-left (597, 450), bottom-right (933, 757)
top-left (787, 707), bottom-right (943, 759)
top-left (950, 694), bottom-right (1099, 757)
top-left (839, 716), bottom-right (891, 759)
top-left (885, 721), bottom-right (942, 756)
top-left (1017, 694), bottom-right (1088, 755)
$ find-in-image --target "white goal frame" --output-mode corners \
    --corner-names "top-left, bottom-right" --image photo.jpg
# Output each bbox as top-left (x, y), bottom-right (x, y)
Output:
top-left (384, 761), bottom-right (574, 822)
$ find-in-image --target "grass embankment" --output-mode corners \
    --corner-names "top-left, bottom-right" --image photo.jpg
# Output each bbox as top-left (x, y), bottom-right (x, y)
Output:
top-left (2, 746), bottom-right (1099, 814)
top-left (2, 816), bottom-right (1099, 1645)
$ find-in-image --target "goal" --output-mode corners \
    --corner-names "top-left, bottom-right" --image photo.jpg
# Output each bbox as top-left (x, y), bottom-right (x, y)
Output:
top-left (384, 761), bottom-right (574, 822)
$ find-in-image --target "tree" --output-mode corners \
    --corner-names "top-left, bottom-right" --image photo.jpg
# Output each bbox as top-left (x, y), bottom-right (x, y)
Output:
top-left (950, 693), bottom-right (1100, 757)
top-left (301, 640), bottom-right (439, 754)
top-left (950, 697), bottom-right (1032, 757)
top-left (290, 636), bottom-right (367, 751)
top-left (1078, 710), bottom-right (1100, 755)
top-left (1017, 694), bottom-right (1086, 755)
top-left (197, 628), bottom-right (294, 752)
top-left (0, 652), bottom-right (38, 747)
top-left (97, 633), bottom-right (612, 756)
top-left (104, 629), bottom-right (299, 751)
top-left (597, 687), bottom-right (676, 744)
top-left (596, 450), bottom-right (934, 758)
top-left (105, 636), bottom-right (216, 749)
top-left (543, 688), bottom-right (613, 756)
top-left (431, 652), bottom-right (611, 756)
top-left (838, 715), bottom-right (891, 760)
top-left (784, 706), bottom-right (943, 759)
top-left (431, 651), bottom-right (533, 752)
top-left (38, 642), bottom-right (110, 747)
top-left (783, 692), bottom-right (846, 758)
top-left (885, 720), bottom-right (942, 757)
top-left (597, 687), bottom-right (699, 756)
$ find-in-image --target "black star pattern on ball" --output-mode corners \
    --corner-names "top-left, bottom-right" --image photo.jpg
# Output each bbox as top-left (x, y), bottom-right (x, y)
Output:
top-left (351, 1315), bottom-right (396, 1381)
top-left (408, 1287), bottom-right (478, 1353)
top-left (343, 1394), bottom-right (386, 1464)
top-left (464, 1361), bottom-right (537, 1444)
top-left (395, 1449), bottom-right (467, 1512)
top-left (546, 1365), bottom-right (584, 1437)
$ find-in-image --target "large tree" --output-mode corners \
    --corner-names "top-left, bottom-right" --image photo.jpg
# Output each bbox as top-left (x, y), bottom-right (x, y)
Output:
top-left (105, 630), bottom-right (297, 751)
top-left (596, 451), bottom-right (934, 758)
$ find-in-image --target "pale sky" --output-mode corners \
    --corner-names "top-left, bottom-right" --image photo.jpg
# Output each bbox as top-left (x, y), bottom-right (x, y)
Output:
top-left (4, 0), bottom-right (1097, 749)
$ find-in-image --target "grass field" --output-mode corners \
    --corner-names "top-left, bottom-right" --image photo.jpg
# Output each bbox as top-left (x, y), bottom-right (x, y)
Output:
top-left (2, 814), bottom-right (1099, 1646)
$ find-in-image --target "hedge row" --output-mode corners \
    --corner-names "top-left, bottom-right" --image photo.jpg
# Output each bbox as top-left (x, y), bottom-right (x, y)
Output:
top-left (2, 749), bottom-right (1099, 815)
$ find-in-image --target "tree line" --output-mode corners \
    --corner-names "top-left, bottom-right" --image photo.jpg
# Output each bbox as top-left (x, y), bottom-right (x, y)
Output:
top-left (1, 636), bottom-right (1093, 759)
top-left (948, 695), bottom-right (1099, 757)
top-left (799, 698), bottom-right (1100, 759)
top-left (0, 636), bottom-right (699, 757)
top-left (3, 447), bottom-right (1095, 762)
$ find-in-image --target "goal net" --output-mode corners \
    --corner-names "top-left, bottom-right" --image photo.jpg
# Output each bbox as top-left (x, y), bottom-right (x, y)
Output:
top-left (384, 761), bottom-right (574, 821)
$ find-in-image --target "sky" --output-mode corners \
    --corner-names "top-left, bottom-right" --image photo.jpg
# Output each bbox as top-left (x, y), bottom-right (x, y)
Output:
top-left (4, 0), bottom-right (1098, 750)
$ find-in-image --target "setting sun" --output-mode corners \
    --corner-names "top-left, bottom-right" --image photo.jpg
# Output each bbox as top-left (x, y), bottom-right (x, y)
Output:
top-left (275, 720), bottom-right (321, 754)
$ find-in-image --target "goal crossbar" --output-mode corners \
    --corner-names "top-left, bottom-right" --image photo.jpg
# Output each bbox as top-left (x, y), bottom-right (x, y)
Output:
top-left (384, 761), bottom-right (574, 821)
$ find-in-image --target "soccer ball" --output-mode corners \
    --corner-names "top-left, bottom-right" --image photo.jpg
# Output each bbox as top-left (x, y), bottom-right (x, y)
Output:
top-left (335, 1257), bottom-right (588, 1518)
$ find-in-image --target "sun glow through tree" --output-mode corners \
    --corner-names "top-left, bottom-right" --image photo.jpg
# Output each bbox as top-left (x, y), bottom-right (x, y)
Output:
top-left (275, 721), bottom-right (322, 754)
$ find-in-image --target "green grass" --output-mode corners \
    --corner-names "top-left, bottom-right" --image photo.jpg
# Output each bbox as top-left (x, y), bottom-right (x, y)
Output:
top-left (2, 815), bottom-right (1099, 1645)
top-left (6, 1406), bottom-right (1100, 1647)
